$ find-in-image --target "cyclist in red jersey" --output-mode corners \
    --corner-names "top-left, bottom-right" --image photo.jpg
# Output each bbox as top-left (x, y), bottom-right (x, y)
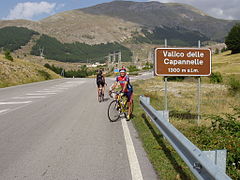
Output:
top-left (109, 68), bottom-right (133, 120)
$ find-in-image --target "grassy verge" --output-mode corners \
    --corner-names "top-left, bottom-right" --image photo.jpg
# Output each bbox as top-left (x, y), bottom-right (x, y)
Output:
top-left (131, 77), bottom-right (240, 179)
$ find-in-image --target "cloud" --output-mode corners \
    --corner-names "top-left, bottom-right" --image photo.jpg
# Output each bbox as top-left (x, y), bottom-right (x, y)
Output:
top-left (4, 1), bottom-right (58, 20)
top-left (149, 0), bottom-right (240, 20)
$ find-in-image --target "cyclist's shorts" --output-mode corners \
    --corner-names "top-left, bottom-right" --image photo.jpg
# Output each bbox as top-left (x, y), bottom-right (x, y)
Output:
top-left (124, 91), bottom-right (133, 102)
top-left (97, 81), bottom-right (105, 88)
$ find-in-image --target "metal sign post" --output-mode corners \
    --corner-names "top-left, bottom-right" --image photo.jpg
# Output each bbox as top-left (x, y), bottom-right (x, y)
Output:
top-left (164, 77), bottom-right (168, 111)
top-left (164, 39), bottom-right (168, 112)
top-left (197, 40), bottom-right (201, 125)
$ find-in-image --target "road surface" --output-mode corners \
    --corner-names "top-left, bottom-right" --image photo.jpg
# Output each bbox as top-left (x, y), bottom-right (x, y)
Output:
top-left (0, 74), bottom-right (157, 179)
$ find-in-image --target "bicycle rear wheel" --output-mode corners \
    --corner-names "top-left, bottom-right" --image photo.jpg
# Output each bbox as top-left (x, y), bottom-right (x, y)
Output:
top-left (107, 100), bottom-right (120, 122)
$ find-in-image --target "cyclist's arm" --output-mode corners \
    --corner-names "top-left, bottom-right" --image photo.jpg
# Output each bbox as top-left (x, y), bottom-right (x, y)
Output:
top-left (110, 82), bottom-right (117, 91)
top-left (122, 81), bottom-right (128, 92)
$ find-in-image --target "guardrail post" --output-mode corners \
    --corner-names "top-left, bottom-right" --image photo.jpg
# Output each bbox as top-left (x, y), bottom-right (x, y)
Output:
top-left (157, 110), bottom-right (169, 122)
top-left (140, 96), bottom-right (150, 104)
top-left (203, 150), bottom-right (227, 173)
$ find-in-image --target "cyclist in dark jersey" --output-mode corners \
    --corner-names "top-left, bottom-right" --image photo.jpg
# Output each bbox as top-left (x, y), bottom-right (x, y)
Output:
top-left (96, 70), bottom-right (106, 99)
top-left (109, 68), bottom-right (133, 120)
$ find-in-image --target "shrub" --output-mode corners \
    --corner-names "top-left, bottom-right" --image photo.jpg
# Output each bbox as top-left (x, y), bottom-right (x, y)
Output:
top-left (37, 70), bottom-right (51, 80)
top-left (228, 76), bottom-right (240, 95)
top-left (209, 72), bottom-right (223, 83)
top-left (205, 107), bottom-right (240, 179)
top-left (166, 76), bottom-right (185, 82)
top-left (4, 50), bottom-right (13, 61)
top-left (128, 65), bottom-right (139, 72)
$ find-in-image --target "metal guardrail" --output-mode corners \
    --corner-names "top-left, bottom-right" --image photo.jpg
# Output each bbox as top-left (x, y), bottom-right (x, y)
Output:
top-left (139, 96), bottom-right (231, 180)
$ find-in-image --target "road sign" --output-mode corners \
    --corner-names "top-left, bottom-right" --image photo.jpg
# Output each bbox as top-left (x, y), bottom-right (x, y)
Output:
top-left (114, 68), bottom-right (119, 73)
top-left (155, 48), bottom-right (211, 76)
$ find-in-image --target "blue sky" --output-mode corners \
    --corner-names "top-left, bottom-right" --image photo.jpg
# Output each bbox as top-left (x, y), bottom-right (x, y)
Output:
top-left (1, 0), bottom-right (239, 21)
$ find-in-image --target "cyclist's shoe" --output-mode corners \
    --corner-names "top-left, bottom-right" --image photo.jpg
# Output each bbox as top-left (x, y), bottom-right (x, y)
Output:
top-left (126, 114), bottom-right (131, 121)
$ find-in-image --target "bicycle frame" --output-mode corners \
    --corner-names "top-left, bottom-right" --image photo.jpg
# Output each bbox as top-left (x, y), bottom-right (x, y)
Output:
top-left (115, 93), bottom-right (128, 113)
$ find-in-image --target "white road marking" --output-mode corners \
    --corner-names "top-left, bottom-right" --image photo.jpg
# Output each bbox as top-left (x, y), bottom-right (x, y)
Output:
top-left (0, 109), bottom-right (10, 114)
top-left (26, 93), bottom-right (56, 96)
top-left (54, 88), bottom-right (68, 90)
top-left (36, 91), bottom-right (62, 93)
top-left (0, 101), bottom-right (32, 105)
top-left (121, 119), bottom-right (143, 180)
top-left (12, 96), bottom-right (46, 99)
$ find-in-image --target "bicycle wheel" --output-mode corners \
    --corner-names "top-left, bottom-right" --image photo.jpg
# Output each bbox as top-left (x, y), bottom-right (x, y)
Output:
top-left (101, 92), bottom-right (104, 102)
top-left (107, 100), bottom-right (120, 122)
top-left (98, 89), bottom-right (103, 102)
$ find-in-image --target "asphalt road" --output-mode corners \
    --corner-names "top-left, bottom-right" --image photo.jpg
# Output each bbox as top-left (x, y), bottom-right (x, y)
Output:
top-left (0, 74), bottom-right (157, 180)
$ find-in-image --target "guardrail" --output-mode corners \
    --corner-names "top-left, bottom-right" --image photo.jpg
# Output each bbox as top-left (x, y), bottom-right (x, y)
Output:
top-left (139, 96), bottom-right (231, 180)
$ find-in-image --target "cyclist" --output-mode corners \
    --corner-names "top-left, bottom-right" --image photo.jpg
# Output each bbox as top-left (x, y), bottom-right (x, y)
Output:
top-left (96, 69), bottom-right (106, 99)
top-left (109, 68), bottom-right (133, 120)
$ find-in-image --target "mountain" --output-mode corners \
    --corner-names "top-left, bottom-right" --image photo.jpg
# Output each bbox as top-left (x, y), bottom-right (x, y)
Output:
top-left (0, 11), bottom-right (140, 45)
top-left (81, 1), bottom-right (237, 41)
top-left (0, 1), bottom-right (238, 63)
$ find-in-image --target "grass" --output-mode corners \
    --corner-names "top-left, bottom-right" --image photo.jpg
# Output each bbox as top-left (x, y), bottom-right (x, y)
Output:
top-left (0, 54), bottom-right (61, 88)
top-left (212, 51), bottom-right (240, 76)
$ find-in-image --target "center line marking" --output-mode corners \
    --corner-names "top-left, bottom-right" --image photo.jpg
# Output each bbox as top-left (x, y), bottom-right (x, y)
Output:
top-left (121, 119), bottom-right (143, 180)
top-left (26, 93), bottom-right (56, 96)
top-left (12, 96), bottom-right (46, 99)
top-left (0, 101), bottom-right (32, 105)
top-left (0, 109), bottom-right (10, 114)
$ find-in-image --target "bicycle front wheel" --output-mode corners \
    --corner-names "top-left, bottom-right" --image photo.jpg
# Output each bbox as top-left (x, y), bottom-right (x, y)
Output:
top-left (107, 100), bottom-right (120, 122)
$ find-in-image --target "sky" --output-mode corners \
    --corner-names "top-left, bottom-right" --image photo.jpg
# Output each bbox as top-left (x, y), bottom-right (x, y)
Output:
top-left (0, 0), bottom-right (239, 21)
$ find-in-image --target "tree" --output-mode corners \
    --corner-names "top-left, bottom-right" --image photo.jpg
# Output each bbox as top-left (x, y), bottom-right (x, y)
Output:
top-left (225, 23), bottom-right (240, 54)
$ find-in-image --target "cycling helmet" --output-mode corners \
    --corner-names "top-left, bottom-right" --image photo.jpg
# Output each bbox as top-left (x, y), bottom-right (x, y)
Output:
top-left (119, 68), bottom-right (126, 73)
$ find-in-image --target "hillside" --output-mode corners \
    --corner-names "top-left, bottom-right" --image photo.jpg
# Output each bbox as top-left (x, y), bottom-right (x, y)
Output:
top-left (30, 34), bottom-right (133, 62)
top-left (0, 26), bottom-right (39, 51)
top-left (0, 54), bottom-right (61, 88)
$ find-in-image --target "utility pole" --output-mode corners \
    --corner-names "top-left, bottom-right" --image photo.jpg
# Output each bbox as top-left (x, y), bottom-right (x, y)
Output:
top-left (39, 47), bottom-right (44, 58)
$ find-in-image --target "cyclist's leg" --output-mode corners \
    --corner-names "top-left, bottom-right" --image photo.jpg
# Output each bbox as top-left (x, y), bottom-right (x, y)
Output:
top-left (97, 82), bottom-right (101, 97)
top-left (101, 82), bottom-right (105, 96)
top-left (125, 91), bottom-right (133, 119)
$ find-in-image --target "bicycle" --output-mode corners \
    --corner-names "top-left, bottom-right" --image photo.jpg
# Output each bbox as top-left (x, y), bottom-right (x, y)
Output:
top-left (107, 91), bottom-right (129, 122)
top-left (98, 87), bottom-right (104, 102)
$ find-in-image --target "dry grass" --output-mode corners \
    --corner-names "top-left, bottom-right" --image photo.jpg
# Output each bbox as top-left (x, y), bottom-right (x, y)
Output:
top-left (212, 51), bottom-right (240, 76)
top-left (0, 54), bottom-right (61, 88)
top-left (135, 75), bottom-right (239, 127)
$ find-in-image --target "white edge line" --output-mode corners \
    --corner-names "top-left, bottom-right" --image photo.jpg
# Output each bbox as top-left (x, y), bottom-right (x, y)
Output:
top-left (121, 119), bottom-right (144, 180)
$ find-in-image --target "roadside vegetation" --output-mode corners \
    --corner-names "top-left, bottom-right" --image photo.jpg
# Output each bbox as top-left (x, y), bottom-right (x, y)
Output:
top-left (131, 51), bottom-right (240, 179)
top-left (44, 63), bottom-right (96, 78)
top-left (0, 54), bottom-right (60, 88)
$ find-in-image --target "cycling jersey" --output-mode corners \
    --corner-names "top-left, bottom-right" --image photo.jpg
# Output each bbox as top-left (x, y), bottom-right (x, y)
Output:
top-left (116, 75), bottom-right (133, 93)
top-left (96, 73), bottom-right (104, 83)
